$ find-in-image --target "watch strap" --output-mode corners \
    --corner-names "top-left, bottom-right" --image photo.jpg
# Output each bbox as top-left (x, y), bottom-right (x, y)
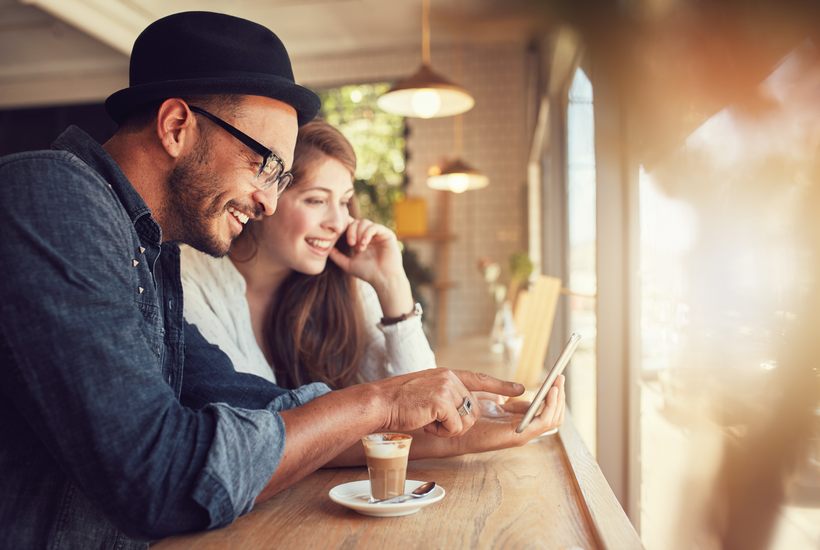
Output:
top-left (380, 302), bottom-right (423, 326)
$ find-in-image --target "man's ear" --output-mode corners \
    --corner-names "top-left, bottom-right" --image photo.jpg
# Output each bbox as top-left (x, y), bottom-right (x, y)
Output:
top-left (155, 98), bottom-right (194, 159)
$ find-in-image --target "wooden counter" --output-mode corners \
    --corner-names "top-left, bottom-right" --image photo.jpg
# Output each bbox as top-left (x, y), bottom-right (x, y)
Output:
top-left (155, 335), bottom-right (641, 549)
top-left (155, 417), bottom-right (641, 549)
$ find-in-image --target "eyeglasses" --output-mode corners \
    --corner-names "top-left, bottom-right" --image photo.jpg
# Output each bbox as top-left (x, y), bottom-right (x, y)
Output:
top-left (189, 105), bottom-right (293, 194)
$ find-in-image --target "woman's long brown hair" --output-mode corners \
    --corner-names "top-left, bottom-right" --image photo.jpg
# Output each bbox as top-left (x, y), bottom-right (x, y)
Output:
top-left (235, 120), bottom-right (366, 389)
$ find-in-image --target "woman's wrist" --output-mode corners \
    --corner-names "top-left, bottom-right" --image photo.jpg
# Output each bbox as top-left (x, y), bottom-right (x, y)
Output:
top-left (372, 274), bottom-right (414, 317)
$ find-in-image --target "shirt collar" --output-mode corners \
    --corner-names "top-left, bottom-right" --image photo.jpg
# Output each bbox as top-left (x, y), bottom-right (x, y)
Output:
top-left (52, 125), bottom-right (161, 245)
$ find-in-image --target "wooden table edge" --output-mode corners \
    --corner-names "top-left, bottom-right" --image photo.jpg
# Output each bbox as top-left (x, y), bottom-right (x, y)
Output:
top-left (558, 415), bottom-right (645, 549)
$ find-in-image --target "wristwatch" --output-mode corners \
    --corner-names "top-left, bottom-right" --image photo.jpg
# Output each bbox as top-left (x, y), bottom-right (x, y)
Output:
top-left (380, 302), bottom-right (423, 326)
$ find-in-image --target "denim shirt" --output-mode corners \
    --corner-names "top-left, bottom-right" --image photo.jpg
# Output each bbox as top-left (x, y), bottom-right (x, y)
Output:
top-left (0, 126), bottom-right (329, 549)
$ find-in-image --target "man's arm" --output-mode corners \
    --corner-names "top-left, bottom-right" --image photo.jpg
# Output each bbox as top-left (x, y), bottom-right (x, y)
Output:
top-left (316, 376), bottom-right (567, 472)
top-left (0, 156), bottom-right (279, 538)
top-left (257, 371), bottom-right (558, 501)
top-left (182, 320), bottom-right (563, 504)
top-left (182, 321), bottom-right (293, 409)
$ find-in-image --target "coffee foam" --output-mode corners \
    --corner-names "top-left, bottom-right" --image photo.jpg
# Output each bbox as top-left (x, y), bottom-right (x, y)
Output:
top-left (362, 433), bottom-right (411, 458)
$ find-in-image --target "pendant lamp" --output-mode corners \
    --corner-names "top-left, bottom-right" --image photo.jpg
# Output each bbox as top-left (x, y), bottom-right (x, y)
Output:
top-left (378, 0), bottom-right (474, 118)
top-left (427, 114), bottom-right (488, 193)
top-left (427, 157), bottom-right (489, 193)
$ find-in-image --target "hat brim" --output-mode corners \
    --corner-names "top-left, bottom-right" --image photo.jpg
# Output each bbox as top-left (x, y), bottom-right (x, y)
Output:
top-left (105, 74), bottom-right (321, 126)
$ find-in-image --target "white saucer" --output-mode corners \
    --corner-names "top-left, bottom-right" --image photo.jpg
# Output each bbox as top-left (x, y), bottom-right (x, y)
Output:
top-left (328, 480), bottom-right (445, 517)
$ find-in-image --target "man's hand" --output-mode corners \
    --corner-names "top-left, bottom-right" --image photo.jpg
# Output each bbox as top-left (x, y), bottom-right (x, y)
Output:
top-left (370, 368), bottom-right (526, 438)
top-left (260, 370), bottom-right (537, 501)
top-left (404, 375), bottom-right (567, 460)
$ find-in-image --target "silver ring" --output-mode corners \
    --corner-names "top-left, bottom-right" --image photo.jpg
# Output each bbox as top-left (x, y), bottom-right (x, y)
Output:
top-left (457, 396), bottom-right (473, 416)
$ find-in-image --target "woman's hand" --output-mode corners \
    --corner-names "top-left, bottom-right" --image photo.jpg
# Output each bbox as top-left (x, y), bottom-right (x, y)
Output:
top-left (460, 375), bottom-right (566, 451)
top-left (405, 375), bottom-right (566, 460)
top-left (328, 218), bottom-right (414, 317)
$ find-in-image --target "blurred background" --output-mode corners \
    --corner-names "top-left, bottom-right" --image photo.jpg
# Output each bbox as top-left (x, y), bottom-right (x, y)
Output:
top-left (1, 0), bottom-right (818, 548)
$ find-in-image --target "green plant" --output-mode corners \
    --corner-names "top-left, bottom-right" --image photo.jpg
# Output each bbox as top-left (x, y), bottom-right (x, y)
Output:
top-left (508, 252), bottom-right (534, 305)
top-left (318, 83), bottom-right (406, 226)
top-left (318, 83), bottom-right (433, 326)
top-left (478, 252), bottom-right (534, 306)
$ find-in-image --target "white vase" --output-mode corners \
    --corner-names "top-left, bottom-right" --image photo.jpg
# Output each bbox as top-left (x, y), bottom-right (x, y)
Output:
top-left (490, 301), bottom-right (518, 354)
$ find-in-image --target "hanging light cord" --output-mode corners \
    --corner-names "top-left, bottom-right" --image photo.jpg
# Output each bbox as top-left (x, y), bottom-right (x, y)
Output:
top-left (454, 113), bottom-right (463, 155)
top-left (422, 0), bottom-right (431, 64)
top-left (453, 11), bottom-right (463, 156)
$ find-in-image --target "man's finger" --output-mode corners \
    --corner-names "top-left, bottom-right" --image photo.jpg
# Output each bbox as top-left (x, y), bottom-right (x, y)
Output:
top-left (426, 411), bottom-right (462, 437)
top-left (453, 370), bottom-right (525, 397)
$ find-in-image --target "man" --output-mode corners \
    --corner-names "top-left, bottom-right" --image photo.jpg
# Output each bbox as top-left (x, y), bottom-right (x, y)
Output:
top-left (0, 11), bottom-right (564, 549)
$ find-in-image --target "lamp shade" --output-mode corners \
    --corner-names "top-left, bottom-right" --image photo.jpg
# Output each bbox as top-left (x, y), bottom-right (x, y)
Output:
top-left (427, 157), bottom-right (489, 193)
top-left (378, 64), bottom-right (475, 119)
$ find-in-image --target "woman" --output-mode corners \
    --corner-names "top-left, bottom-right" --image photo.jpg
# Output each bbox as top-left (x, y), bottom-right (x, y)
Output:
top-left (181, 120), bottom-right (434, 388)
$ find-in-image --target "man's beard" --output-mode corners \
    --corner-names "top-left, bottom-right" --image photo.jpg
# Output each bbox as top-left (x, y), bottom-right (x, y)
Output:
top-left (163, 140), bottom-right (233, 257)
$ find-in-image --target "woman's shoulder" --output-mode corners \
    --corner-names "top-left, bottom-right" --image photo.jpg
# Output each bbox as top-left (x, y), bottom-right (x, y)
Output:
top-left (180, 245), bottom-right (245, 292)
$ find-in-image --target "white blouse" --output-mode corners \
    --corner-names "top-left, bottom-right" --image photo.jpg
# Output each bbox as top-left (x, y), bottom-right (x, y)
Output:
top-left (180, 246), bottom-right (436, 384)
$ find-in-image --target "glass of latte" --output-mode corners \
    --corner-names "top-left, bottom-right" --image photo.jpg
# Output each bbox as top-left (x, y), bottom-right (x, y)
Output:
top-left (361, 433), bottom-right (413, 500)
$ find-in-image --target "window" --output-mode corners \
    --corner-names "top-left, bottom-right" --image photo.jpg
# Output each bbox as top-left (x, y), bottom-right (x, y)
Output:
top-left (636, 45), bottom-right (820, 549)
top-left (566, 67), bottom-right (598, 455)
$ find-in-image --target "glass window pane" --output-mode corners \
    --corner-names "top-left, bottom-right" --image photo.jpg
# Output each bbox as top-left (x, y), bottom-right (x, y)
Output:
top-left (637, 45), bottom-right (820, 549)
top-left (567, 67), bottom-right (598, 456)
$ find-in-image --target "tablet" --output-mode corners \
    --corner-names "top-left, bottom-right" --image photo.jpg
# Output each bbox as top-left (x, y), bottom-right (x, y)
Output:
top-left (515, 333), bottom-right (581, 433)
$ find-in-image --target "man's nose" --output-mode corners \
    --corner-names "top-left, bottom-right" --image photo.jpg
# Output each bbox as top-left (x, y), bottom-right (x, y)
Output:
top-left (252, 187), bottom-right (278, 218)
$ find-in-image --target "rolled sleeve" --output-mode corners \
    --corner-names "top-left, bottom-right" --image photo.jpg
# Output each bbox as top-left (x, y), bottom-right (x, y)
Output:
top-left (267, 382), bottom-right (332, 411)
top-left (192, 405), bottom-right (284, 527)
top-left (192, 383), bottom-right (331, 527)
top-left (182, 322), bottom-right (332, 526)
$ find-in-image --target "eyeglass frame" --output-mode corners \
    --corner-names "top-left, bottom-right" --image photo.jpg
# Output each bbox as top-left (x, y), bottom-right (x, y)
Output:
top-left (188, 105), bottom-right (293, 194)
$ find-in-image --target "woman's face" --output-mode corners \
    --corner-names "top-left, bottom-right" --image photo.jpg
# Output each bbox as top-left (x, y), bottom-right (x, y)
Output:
top-left (257, 154), bottom-right (354, 275)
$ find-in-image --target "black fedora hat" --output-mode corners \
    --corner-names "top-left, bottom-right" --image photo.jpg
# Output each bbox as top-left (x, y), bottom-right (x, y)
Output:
top-left (105, 11), bottom-right (320, 125)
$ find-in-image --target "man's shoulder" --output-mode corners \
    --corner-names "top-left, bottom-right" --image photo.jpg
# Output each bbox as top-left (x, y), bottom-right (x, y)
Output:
top-left (0, 148), bottom-right (91, 173)
top-left (0, 148), bottom-right (117, 204)
top-left (0, 148), bottom-right (133, 248)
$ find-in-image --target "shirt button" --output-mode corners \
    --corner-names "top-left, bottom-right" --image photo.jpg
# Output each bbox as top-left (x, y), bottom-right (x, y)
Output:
top-left (132, 259), bottom-right (140, 267)
top-left (168, 299), bottom-right (174, 311)
top-left (138, 287), bottom-right (144, 294)
top-left (139, 246), bottom-right (146, 254)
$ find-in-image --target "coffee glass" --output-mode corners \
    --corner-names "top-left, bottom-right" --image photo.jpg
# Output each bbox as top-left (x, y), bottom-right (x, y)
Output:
top-left (361, 433), bottom-right (413, 500)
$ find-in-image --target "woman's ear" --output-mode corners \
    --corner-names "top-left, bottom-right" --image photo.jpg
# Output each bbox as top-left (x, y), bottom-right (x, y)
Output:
top-left (155, 98), bottom-right (195, 159)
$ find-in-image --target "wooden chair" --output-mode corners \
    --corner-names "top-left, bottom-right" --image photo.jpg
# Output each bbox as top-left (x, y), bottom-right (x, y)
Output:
top-left (511, 275), bottom-right (562, 388)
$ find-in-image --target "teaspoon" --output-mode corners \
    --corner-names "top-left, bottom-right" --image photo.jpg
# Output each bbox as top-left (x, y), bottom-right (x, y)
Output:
top-left (369, 481), bottom-right (437, 504)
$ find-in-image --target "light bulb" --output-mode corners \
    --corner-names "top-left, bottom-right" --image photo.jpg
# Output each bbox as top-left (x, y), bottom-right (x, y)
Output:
top-left (446, 174), bottom-right (470, 193)
top-left (411, 89), bottom-right (441, 118)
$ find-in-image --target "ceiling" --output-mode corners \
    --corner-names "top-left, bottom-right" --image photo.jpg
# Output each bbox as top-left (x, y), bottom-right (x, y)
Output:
top-left (0, 0), bottom-right (551, 88)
